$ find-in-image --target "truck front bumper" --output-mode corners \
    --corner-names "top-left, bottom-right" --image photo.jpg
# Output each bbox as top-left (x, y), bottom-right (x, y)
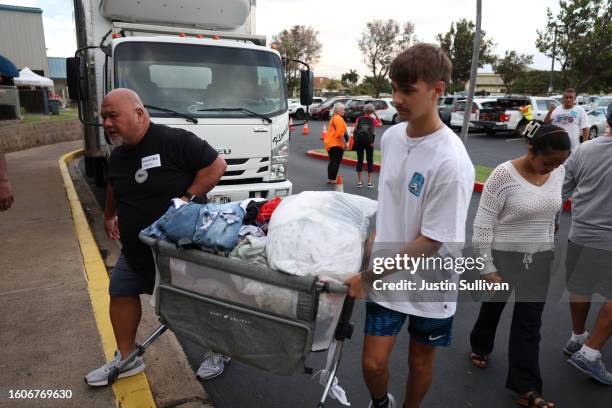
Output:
top-left (207, 180), bottom-right (293, 203)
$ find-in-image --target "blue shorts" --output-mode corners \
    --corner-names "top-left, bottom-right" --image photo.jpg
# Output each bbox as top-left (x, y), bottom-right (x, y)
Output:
top-left (364, 301), bottom-right (453, 347)
top-left (109, 254), bottom-right (155, 297)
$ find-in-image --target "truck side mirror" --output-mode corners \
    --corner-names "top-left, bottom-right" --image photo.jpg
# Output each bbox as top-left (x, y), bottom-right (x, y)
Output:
top-left (67, 57), bottom-right (87, 101)
top-left (300, 70), bottom-right (314, 106)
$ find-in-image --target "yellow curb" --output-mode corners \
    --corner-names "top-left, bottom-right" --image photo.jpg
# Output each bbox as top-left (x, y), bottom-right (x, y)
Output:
top-left (59, 150), bottom-right (156, 408)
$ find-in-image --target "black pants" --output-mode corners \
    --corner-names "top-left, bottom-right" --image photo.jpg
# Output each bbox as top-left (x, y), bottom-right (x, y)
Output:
top-left (355, 145), bottom-right (374, 173)
top-left (327, 147), bottom-right (344, 181)
top-left (470, 250), bottom-right (553, 395)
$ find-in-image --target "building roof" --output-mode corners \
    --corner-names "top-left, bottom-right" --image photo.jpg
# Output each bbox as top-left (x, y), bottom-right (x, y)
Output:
top-left (47, 57), bottom-right (66, 79)
top-left (0, 4), bottom-right (42, 14)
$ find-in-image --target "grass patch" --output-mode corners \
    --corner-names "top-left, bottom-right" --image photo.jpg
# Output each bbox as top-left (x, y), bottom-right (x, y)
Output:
top-left (314, 148), bottom-right (493, 183)
top-left (22, 110), bottom-right (79, 124)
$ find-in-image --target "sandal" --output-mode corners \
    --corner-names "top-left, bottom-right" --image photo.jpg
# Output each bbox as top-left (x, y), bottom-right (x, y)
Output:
top-left (517, 391), bottom-right (555, 408)
top-left (470, 352), bottom-right (489, 369)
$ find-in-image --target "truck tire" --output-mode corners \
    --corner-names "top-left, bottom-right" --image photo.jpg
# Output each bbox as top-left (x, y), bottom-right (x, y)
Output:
top-left (94, 157), bottom-right (108, 188)
top-left (295, 109), bottom-right (305, 120)
top-left (392, 114), bottom-right (399, 124)
top-left (589, 126), bottom-right (598, 140)
top-left (515, 120), bottom-right (527, 138)
top-left (485, 128), bottom-right (497, 136)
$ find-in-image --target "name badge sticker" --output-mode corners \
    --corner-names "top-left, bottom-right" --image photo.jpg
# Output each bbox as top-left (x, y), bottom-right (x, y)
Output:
top-left (141, 154), bottom-right (161, 170)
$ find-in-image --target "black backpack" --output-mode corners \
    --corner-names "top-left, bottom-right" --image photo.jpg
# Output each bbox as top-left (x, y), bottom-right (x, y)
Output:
top-left (353, 116), bottom-right (375, 148)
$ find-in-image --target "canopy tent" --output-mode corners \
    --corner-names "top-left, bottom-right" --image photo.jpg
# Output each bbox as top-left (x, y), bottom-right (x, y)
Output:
top-left (14, 67), bottom-right (54, 88)
top-left (0, 54), bottom-right (19, 78)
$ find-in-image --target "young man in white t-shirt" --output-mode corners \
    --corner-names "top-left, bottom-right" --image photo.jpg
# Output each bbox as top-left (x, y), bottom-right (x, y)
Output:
top-left (544, 88), bottom-right (588, 152)
top-left (345, 44), bottom-right (474, 408)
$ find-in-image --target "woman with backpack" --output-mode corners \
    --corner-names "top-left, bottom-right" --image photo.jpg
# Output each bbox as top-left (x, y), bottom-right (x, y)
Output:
top-left (324, 102), bottom-right (348, 184)
top-left (353, 103), bottom-right (381, 188)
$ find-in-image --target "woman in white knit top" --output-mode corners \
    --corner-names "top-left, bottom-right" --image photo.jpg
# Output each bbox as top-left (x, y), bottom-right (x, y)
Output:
top-left (470, 123), bottom-right (571, 408)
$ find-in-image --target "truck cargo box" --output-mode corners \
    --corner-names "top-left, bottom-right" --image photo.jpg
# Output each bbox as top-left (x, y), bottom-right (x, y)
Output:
top-left (100, 0), bottom-right (251, 30)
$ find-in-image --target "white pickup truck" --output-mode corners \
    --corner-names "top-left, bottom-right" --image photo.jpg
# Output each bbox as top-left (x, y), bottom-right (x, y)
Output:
top-left (471, 96), bottom-right (561, 136)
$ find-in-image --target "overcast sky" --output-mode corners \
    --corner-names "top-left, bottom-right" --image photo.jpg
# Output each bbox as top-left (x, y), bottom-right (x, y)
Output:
top-left (7, 0), bottom-right (561, 78)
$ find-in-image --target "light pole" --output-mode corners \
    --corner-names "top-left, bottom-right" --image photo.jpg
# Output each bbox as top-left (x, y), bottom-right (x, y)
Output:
top-left (460, 0), bottom-right (482, 144)
top-left (548, 25), bottom-right (559, 95)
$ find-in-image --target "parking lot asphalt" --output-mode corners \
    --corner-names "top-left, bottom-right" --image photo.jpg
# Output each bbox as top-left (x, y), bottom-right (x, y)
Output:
top-left (78, 119), bottom-right (611, 408)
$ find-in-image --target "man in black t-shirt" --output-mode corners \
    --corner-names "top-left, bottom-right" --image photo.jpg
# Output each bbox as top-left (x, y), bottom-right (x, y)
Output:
top-left (85, 88), bottom-right (227, 386)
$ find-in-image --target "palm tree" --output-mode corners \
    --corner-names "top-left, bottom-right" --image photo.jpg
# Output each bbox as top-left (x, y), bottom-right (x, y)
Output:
top-left (341, 69), bottom-right (360, 88)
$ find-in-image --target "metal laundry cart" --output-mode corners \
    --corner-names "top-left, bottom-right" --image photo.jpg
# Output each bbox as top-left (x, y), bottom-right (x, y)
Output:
top-left (108, 234), bottom-right (355, 407)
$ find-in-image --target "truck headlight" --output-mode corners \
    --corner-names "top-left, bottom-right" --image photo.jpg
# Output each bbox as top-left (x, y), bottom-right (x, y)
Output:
top-left (271, 140), bottom-right (289, 181)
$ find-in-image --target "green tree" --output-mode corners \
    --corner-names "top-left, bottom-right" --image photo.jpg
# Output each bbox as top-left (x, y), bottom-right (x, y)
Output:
top-left (493, 50), bottom-right (534, 94)
top-left (536, 0), bottom-right (611, 93)
top-left (513, 70), bottom-right (564, 95)
top-left (437, 19), bottom-right (496, 88)
top-left (358, 19), bottom-right (416, 97)
top-left (341, 69), bottom-right (359, 88)
top-left (273, 26), bottom-right (322, 96)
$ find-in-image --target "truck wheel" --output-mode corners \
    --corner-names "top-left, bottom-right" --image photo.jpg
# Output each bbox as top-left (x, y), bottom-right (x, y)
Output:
top-left (515, 121), bottom-right (527, 137)
top-left (485, 129), bottom-right (496, 136)
top-left (392, 114), bottom-right (399, 124)
top-left (94, 158), bottom-right (108, 188)
top-left (295, 109), bottom-right (305, 120)
top-left (589, 126), bottom-right (598, 140)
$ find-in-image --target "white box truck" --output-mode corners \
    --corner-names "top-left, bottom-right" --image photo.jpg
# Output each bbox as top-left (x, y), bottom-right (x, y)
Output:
top-left (67, 0), bottom-right (313, 204)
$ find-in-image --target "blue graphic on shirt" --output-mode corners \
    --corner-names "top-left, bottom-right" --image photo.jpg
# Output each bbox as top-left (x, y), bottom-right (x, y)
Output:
top-left (554, 110), bottom-right (578, 126)
top-left (409, 172), bottom-right (425, 197)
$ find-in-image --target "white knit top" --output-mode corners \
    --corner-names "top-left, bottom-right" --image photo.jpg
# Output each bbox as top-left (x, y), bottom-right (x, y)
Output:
top-left (473, 161), bottom-right (565, 274)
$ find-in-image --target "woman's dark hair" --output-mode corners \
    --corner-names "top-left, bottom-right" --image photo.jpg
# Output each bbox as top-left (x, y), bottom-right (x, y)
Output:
top-left (524, 123), bottom-right (571, 155)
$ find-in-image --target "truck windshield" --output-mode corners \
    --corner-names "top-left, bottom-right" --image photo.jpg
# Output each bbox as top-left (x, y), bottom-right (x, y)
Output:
top-left (114, 42), bottom-right (287, 119)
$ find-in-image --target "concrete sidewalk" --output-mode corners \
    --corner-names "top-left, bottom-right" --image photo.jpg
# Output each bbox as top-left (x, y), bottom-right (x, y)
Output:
top-left (0, 141), bottom-right (210, 408)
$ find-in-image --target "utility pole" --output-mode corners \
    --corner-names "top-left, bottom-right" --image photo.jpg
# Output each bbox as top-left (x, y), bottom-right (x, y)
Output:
top-left (460, 0), bottom-right (481, 144)
top-left (548, 25), bottom-right (558, 95)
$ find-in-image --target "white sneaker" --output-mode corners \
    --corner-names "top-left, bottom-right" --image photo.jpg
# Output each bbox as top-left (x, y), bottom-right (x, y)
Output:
top-left (85, 350), bottom-right (145, 387)
top-left (367, 393), bottom-right (396, 408)
top-left (196, 351), bottom-right (230, 380)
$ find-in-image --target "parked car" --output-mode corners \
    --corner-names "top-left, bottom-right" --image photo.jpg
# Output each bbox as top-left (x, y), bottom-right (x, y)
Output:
top-left (309, 96), bottom-right (350, 120)
top-left (471, 95), bottom-right (560, 136)
top-left (288, 97), bottom-right (325, 119)
top-left (345, 98), bottom-right (399, 123)
top-left (438, 95), bottom-right (465, 126)
top-left (450, 98), bottom-right (499, 131)
top-left (593, 96), bottom-right (612, 109)
top-left (586, 107), bottom-right (608, 139)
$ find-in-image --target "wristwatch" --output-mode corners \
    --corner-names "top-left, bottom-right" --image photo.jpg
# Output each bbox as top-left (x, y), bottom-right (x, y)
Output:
top-left (183, 191), bottom-right (196, 202)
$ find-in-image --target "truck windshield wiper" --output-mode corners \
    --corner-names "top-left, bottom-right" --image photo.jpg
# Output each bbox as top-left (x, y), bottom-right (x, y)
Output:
top-left (144, 104), bottom-right (198, 124)
top-left (197, 107), bottom-right (272, 124)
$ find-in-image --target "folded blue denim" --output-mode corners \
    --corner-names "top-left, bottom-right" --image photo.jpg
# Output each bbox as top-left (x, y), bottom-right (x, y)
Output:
top-left (142, 202), bottom-right (245, 251)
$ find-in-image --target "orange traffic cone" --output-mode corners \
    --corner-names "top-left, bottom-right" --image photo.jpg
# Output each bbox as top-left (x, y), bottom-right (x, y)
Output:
top-left (302, 122), bottom-right (310, 135)
top-left (289, 117), bottom-right (295, 132)
top-left (321, 124), bottom-right (327, 141)
top-left (335, 175), bottom-right (344, 192)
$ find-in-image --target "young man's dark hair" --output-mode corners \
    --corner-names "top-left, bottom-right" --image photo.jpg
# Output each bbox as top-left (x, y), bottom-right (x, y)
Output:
top-left (389, 43), bottom-right (452, 89)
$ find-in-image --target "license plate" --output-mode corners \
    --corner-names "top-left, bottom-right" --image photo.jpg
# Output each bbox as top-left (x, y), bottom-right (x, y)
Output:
top-left (207, 194), bottom-right (232, 204)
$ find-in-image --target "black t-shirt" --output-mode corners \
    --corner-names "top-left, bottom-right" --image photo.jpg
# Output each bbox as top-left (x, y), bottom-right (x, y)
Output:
top-left (108, 123), bottom-right (218, 274)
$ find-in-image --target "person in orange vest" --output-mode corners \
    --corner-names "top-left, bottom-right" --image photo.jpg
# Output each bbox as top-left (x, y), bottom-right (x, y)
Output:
top-left (519, 103), bottom-right (534, 121)
top-left (324, 102), bottom-right (348, 183)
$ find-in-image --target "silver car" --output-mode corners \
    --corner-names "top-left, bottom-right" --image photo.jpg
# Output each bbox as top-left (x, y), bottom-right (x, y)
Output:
top-left (586, 107), bottom-right (608, 139)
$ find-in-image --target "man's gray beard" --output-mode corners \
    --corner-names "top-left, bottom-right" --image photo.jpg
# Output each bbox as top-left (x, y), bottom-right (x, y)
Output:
top-left (110, 136), bottom-right (124, 146)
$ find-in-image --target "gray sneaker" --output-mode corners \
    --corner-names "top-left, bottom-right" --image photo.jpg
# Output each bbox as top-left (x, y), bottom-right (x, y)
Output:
top-left (85, 350), bottom-right (145, 387)
top-left (196, 351), bottom-right (230, 380)
top-left (368, 393), bottom-right (396, 408)
top-left (568, 350), bottom-right (612, 385)
top-left (563, 337), bottom-right (585, 356)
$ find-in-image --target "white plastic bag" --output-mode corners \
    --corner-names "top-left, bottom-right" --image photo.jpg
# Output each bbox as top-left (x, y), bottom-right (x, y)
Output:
top-left (266, 191), bottom-right (377, 281)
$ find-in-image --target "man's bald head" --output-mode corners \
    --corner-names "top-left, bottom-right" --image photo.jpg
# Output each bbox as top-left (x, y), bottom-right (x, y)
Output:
top-left (101, 88), bottom-right (150, 147)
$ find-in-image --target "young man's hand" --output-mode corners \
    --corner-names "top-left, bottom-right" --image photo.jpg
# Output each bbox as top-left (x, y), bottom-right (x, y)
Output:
top-left (344, 272), bottom-right (367, 299)
top-left (548, 104), bottom-right (556, 113)
top-left (104, 216), bottom-right (120, 240)
top-left (0, 180), bottom-right (14, 211)
top-left (482, 272), bottom-right (503, 284)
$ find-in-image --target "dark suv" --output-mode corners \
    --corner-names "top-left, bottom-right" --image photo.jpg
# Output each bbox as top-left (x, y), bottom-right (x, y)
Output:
top-left (345, 99), bottom-right (388, 122)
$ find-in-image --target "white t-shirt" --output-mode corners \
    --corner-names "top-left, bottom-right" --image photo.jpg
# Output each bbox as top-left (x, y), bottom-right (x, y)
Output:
top-left (372, 123), bottom-right (475, 318)
top-left (550, 106), bottom-right (588, 152)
